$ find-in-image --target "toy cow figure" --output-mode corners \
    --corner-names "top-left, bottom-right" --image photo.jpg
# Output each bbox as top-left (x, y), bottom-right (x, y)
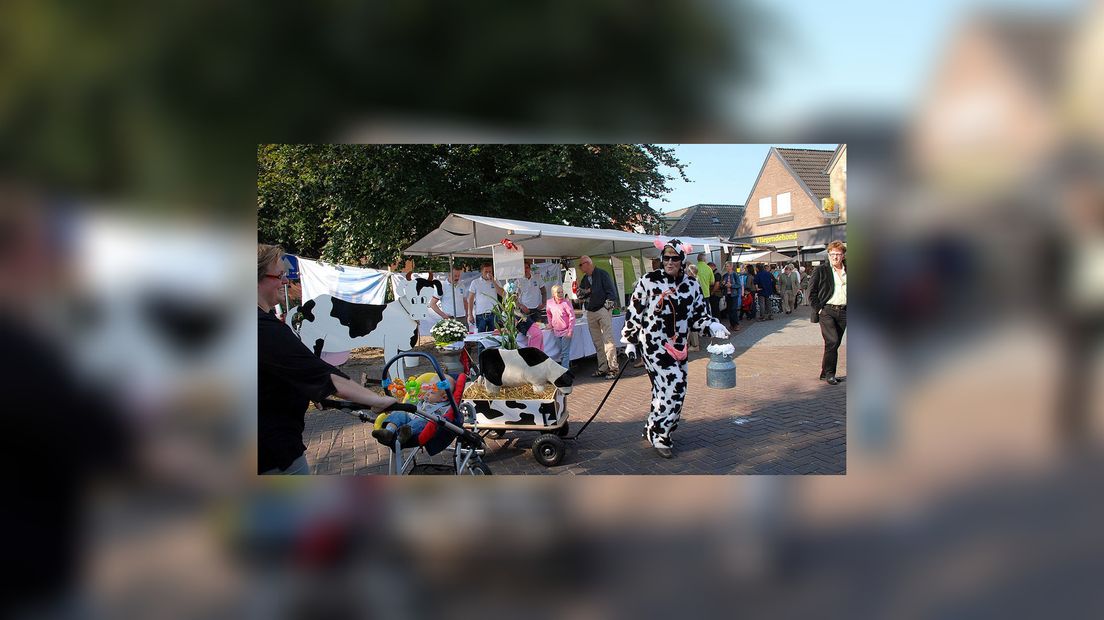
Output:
top-left (288, 278), bottom-right (433, 379)
top-left (478, 347), bottom-right (574, 396)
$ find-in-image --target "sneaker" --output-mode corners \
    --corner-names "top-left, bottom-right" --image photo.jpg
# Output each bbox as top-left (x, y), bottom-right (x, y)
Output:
top-left (605, 370), bottom-right (618, 379)
top-left (397, 425), bottom-right (415, 444)
top-left (655, 446), bottom-right (673, 459)
top-left (372, 428), bottom-right (395, 445)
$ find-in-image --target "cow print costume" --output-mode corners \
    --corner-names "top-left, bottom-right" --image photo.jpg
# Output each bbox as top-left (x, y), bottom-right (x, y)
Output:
top-left (622, 243), bottom-right (719, 450)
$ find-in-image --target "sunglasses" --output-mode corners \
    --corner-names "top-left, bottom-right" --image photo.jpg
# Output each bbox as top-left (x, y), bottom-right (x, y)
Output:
top-left (661, 255), bottom-right (682, 262)
top-left (264, 272), bottom-right (288, 281)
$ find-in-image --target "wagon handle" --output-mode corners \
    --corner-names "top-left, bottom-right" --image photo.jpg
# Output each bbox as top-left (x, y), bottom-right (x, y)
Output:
top-left (568, 353), bottom-right (629, 440)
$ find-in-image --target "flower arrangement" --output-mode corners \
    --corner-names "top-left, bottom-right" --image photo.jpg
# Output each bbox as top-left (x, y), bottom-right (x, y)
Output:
top-left (430, 318), bottom-right (467, 347)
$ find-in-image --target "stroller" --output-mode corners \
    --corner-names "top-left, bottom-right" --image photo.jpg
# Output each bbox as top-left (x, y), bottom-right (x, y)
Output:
top-left (322, 352), bottom-right (491, 475)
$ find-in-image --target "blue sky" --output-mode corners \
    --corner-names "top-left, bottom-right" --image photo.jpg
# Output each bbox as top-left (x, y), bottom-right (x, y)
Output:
top-left (736, 0), bottom-right (1086, 129)
top-left (650, 144), bottom-right (837, 214)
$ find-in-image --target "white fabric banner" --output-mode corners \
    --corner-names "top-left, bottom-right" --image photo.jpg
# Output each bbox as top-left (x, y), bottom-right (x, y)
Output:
top-left (492, 244), bottom-right (525, 280)
top-left (534, 262), bottom-right (562, 291)
top-left (632, 256), bottom-right (645, 282)
top-left (611, 257), bottom-right (625, 306)
top-left (563, 267), bottom-right (579, 300)
top-left (297, 256), bottom-right (391, 305)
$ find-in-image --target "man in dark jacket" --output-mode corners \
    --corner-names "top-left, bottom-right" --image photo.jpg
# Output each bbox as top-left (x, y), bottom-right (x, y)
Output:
top-left (578, 255), bottom-right (620, 378)
top-left (753, 263), bottom-right (775, 320)
top-left (808, 241), bottom-right (847, 385)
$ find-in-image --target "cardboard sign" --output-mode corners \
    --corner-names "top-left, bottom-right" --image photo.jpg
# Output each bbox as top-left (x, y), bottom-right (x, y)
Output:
top-left (492, 244), bottom-right (525, 281)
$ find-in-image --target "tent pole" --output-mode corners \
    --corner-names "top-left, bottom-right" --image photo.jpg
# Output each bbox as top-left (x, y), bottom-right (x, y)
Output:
top-left (448, 253), bottom-right (458, 322)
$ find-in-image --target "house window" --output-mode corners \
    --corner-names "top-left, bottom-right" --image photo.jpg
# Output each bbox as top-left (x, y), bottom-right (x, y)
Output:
top-left (758, 196), bottom-right (771, 218)
top-left (777, 192), bottom-right (791, 215)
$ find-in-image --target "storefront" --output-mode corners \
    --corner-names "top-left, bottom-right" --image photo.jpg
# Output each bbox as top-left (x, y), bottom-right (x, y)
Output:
top-left (732, 223), bottom-right (847, 263)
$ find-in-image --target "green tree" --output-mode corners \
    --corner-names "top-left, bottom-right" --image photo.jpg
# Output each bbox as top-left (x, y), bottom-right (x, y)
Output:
top-left (258, 144), bottom-right (687, 265)
top-left (1, 2), bottom-right (759, 208)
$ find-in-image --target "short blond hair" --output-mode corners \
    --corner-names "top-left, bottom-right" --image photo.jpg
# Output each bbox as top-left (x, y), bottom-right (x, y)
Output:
top-left (258, 244), bottom-right (284, 282)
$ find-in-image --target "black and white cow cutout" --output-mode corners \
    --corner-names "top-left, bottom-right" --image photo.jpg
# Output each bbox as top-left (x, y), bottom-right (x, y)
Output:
top-left (478, 347), bottom-right (575, 396)
top-left (288, 278), bottom-right (433, 379)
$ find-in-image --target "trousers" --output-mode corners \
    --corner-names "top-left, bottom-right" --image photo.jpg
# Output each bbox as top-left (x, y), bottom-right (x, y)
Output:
top-left (819, 304), bottom-right (847, 375)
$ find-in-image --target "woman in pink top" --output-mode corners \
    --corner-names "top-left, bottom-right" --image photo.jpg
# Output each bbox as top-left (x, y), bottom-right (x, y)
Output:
top-left (545, 284), bottom-right (576, 369)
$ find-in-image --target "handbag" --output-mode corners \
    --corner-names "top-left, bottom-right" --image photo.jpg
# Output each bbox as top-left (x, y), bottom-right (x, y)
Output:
top-left (663, 341), bottom-right (689, 361)
top-left (718, 296), bottom-right (727, 312)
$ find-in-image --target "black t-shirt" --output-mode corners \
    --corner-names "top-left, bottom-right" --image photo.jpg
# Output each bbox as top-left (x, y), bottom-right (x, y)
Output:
top-left (258, 307), bottom-right (346, 473)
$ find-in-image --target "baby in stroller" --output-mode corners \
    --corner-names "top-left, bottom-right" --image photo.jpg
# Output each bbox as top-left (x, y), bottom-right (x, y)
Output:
top-left (373, 372), bottom-right (462, 451)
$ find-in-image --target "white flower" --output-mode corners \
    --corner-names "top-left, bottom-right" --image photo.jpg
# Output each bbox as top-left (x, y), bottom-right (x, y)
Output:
top-left (431, 318), bottom-right (468, 343)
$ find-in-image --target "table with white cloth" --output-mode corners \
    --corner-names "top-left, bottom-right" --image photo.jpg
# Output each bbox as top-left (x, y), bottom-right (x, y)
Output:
top-left (529, 313), bottom-right (626, 362)
top-left (451, 313), bottom-right (626, 363)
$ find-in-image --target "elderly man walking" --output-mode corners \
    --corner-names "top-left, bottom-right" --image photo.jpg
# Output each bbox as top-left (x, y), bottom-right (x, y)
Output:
top-left (779, 264), bottom-right (799, 314)
top-left (578, 255), bottom-right (620, 379)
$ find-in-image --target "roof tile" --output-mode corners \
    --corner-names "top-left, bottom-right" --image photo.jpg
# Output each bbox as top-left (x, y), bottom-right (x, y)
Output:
top-left (667, 204), bottom-right (745, 238)
top-left (775, 148), bottom-right (833, 200)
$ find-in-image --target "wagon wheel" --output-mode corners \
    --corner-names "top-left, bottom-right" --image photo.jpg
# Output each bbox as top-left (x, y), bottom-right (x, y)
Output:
top-left (532, 434), bottom-right (566, 467)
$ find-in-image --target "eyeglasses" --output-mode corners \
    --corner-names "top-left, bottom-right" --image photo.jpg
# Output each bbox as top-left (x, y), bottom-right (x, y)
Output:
top-left (661, 255), bottom-right (682, 262)
top-left (828, 253), bottom-right (844, 258)
top-left (264, 272), bottom-right (288, 281)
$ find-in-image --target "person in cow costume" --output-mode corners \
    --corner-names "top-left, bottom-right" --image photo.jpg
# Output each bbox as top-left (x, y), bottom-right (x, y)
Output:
top-left (621, 239), bottom-right (730, 458)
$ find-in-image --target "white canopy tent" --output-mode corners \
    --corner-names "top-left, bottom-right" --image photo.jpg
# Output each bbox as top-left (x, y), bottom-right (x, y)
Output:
top-left (731, 249), bottom-right (793, 264)
top-left (404, 213), bottom-right (728, 259)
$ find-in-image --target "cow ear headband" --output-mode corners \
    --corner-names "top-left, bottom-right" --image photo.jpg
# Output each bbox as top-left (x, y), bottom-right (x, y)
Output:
top-left (662, 238), bottom-right (693, 264)
top-left (654, 237), bottom-right (693, 262)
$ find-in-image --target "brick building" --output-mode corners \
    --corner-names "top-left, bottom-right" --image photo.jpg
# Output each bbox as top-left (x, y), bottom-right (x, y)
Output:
top-left (732, 146), bottom-right (846, 259)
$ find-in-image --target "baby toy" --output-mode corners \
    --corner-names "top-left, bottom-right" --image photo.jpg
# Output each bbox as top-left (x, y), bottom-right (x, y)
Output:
top-left (374, 372), bottom-right (459, 448)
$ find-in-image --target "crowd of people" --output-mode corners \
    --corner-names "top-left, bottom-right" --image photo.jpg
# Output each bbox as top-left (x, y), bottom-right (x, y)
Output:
top-left (259, 242), bottom-right (845, 471)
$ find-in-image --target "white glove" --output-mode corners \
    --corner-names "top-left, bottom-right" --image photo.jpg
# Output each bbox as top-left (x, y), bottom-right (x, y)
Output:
top-left (625, 343), bottom-right (638, 359)
top-left (709, 321), bottom-right (730, 339)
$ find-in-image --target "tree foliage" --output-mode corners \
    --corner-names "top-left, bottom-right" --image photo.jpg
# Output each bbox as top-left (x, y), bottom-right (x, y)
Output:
top-left (258, 144), bottom-right (687, 266)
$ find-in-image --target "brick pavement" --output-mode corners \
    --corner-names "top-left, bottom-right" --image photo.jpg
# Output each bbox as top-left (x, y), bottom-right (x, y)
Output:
top-left (304, 310), bottom-right (845, 475)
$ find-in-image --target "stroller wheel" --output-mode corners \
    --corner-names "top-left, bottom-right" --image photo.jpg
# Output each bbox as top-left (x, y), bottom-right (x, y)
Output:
top-left (533, 434), bottom-right (566, 467)
top-left (467, 461), bottom-right (493, 475)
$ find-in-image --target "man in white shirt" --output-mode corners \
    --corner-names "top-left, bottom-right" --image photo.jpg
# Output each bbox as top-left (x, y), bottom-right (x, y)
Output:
top-left (467, 263), bottom-right (505, 333)
top-left (429, 267), bottom-right (467, 321)
top-left (516, 260), bottom-right (546, 323)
